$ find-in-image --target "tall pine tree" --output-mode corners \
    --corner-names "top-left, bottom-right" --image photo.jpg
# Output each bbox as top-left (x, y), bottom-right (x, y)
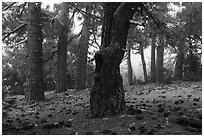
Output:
top-left (25, 2), bottom-right (45, 103)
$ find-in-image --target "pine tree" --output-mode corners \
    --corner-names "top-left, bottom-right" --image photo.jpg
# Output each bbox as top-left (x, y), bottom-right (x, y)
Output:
top-left (25, 2), bottom-right (45, 103)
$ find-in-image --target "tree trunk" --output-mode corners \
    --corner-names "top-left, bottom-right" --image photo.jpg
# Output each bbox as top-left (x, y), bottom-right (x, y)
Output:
top-left (101, 2), bottom-right (121, 48)
top-left (151, 34), bottom-right (156, 82)
top-left (90, 3), bottom-right (136, 118)
top-left (174, 36), bottom-right (186, 80)
top-left (25, 2), bottom-right (45, 103)
top-left (75, 6), bottom-right (91, 90)
top-left (174, 47), bottom-right (184, 80)
top-left (156, 37), bottom-right (165, 82)
top-left (127, 44), bottom-right (133, 85)
top-left (56, 3), bottom-right (70, 92)
top-left (140, 44), bottom-right (148, 83)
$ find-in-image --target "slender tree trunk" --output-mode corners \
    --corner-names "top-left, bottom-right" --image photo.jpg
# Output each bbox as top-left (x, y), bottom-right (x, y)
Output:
top-left (151, 34), bottom-right (156, 82)
top-left (174, 36), bottom-right (186, 80)
top-left (156, 37), bottom-right (165, 82)
top-left (25, 2), bottom-right (45, 103)
top-left (90, 3), bottom-right (137, 118)
top-left (75, 6), bottom-right (91, 90)
top-left (140, 44), bottom-right (148, 83)
top-left (174, 46), bottom-right (184, 80)
top-left (56, 3), bottom-right (70, 92)
top-left (127, 44), bottom-right (133, 85)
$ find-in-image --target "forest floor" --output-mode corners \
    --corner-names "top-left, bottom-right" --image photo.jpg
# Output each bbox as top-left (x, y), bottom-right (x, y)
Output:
top-left (2, 81), bottom-right (202, 135)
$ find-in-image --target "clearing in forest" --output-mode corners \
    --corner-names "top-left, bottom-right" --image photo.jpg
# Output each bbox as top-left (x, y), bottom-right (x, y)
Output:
top-left (2, 81), bottom-right (202, 135)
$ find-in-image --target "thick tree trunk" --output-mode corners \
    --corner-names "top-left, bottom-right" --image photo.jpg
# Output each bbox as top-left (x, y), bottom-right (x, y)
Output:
top-left (101, 2), bottom-right (121, 48)
top-left (75, 6), bottom-right (91, 90)
top-left (156, 38), bottom-right (165, 82)
top-left (151, 34), bottom-right (156, 82)
top-left (25, 2), bottom-right (45, 103)
top-left (90, 3), bottom-right (136, 118)
top-left (140, 44), bottom-right (148, 83)
top-left (56, 3), bottom-right (70, 92)
top-left (127, 44), bottom-right (133, 85)
top-left (174, 47), bottom-right (184, 80)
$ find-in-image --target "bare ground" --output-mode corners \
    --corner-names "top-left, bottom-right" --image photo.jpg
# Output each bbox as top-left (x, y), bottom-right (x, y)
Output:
top-left (2, 81), bottom-right (202, 135)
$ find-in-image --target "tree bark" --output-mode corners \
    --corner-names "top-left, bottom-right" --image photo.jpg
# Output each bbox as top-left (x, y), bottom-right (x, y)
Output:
top-left (75, 5), bottom-right (91, 90)
top-left (140, 44), bottom-right (148, 83)
top-left (56, 3), bottom-right (70, 92)
top-left (174, 46), bottom-right (184, 80)
top-left (25, 2), bottom-right (45, 103)
top-left (151, 34), bottom-right (156, 82)
top-left (90, 3), bottom-right (137, 118)
top-left (156, 37), bottom-right (165, 82)
top-left (127, 44), bottom-right (133, 85)
top-left (101, 2), bottom-right (121, 48)
top-left (174, 36), bottom-right (186, 80)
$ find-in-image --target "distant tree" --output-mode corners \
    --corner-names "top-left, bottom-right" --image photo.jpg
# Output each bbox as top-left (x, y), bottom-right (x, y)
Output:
top-left (55, 2), bottom-right (71, 92)
top-left (174, 37), bottom-right (185, 80)
top-left (127, 42), bottom-right (133, 85)
top-left (75, 4), bottom-right (92, 90)
top-left (183, 36), bottom-right (202, 81)
top-left (144, 2), bottom-right (173, 83)
top-left (128, 25), bottom-right (149, 83)
top-left (25, 2), bottom-right (45, 103)
top-left (156, 35), bottom-right (165, 82)
top-left (174, 2), bottom-right (202, 80)
top-left (139, 42), bottom-right (148, 83)
top-left (150, 33), bottom-right (156, 82)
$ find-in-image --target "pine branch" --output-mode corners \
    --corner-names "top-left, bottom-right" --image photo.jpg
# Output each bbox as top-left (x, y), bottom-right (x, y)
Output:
top-left (129, 20), bottom-right (145, 27)
top-left (47, 62), bottom-right (57, 73)
top-left (194, 35), bottom-right (202, 42)
top-left (89, 28), bottom-right (101, 50)
top-left (11, 39), bottom-right (27, 47)
top-left (44, 50), bottom-right (57, 63)
top-left (3, 2), bottom-right (17, 11)
top-left (93, 33), bottom-right (101, 49)
top-left (17, 2), bottom-right (27, 17)
top-left (10, 29), bottom-right (25, 43)
top-left (67, 31), bottom-right (82, 45)
top-left (69, 2), bottom-right (102, 21)
top-left (114, 2), bottom-right (125, 17)
top-left (44, 32), bottom-right (82, 63)
top-left (140, 3), bottom-right (176, 42)
top-left (44, 32), bottom-right (81, 64)
top-left (140, 3), bottom-right (164, 29)
top-left (3, 23), bottom-right (27, 41)
top-left (88, 43), bottom-right (99, 50)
